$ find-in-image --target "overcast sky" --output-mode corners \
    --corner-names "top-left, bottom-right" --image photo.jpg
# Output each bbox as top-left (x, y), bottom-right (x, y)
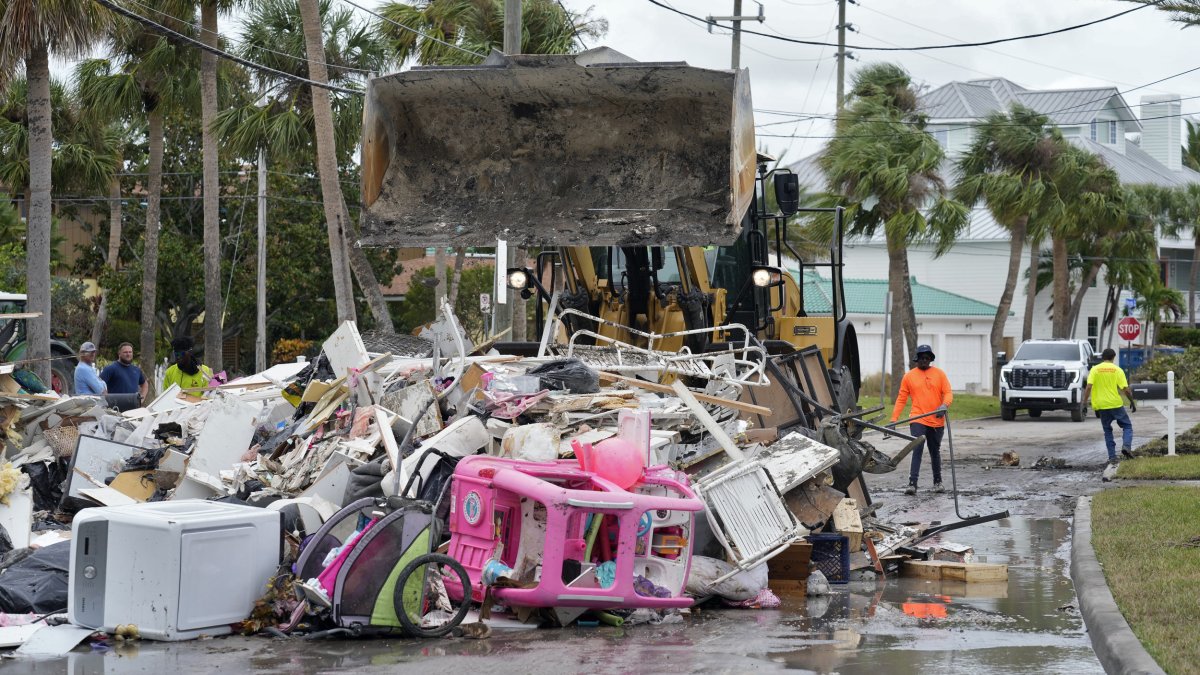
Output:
top-left (562, 0), bottom-right (1200, 162)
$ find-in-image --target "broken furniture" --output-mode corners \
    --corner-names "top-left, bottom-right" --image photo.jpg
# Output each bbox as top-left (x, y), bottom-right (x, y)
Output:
top-left (445, 455), bottom-right (704, 610)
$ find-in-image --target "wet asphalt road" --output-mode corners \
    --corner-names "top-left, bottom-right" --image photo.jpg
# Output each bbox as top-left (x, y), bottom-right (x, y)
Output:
top-left (13, 403), bottom-right (1199, 674)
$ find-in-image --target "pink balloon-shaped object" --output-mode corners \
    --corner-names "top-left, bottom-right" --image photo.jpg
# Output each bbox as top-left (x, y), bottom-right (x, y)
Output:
top-left (590, 437), bottom-right (646, 490)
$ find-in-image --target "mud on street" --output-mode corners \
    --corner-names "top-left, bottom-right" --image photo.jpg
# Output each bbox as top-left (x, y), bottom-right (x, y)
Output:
top-left (21, 404), bottom-right (1196, 675)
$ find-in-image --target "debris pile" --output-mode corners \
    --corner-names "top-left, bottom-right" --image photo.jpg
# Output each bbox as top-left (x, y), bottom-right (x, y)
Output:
top-left (0, 304), bottom-right (1006, 649)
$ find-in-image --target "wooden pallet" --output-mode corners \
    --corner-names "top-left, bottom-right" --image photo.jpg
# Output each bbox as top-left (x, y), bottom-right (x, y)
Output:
top-left (901, 560), bottom-right (1008, 583)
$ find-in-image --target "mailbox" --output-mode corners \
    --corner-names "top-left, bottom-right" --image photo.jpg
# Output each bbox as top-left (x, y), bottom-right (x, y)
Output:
top-left (1131, 383), bottom-right (1169, 400)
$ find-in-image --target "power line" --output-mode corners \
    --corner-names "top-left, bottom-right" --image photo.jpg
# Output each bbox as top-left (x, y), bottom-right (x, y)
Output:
top-left (120, 0), bottom-right (377, 76)
top-left (645, 0), bottom-right (1162, 51)
top-left (91, 0), bottom-right (362, 95)
top-left (334, 0), bottom-right (486, 60)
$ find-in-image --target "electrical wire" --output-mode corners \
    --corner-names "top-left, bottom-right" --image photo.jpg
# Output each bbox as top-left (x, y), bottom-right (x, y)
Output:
top-left (334, 0), bottom-right (486, 60)
top-left (646, 0), bottom-right (1163, 51)
top-left (120, 0), bottom-right (377, 75)
top-left (92, 0), bottom-right (362, 95)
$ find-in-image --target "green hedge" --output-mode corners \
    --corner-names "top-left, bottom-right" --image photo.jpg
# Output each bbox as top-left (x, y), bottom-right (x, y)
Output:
top-left (1157, 325), bottom-right (1200, 348)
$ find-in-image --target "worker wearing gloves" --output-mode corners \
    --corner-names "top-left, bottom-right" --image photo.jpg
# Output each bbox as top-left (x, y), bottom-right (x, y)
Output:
top-left (1082, 347), bottom-right (1136, 467)
top-left (891, 344), bottom-right (954, 495)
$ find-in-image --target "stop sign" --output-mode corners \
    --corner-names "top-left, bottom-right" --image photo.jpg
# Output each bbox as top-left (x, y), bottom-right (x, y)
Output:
top-left (1117, 316), bottom-right (1142, 342)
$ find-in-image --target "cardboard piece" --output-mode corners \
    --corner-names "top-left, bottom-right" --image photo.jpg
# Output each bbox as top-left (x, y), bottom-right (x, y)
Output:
top-left (78, 486), bottom-right (138, 507)
top-left (109, 470), bottom-right (157, 501)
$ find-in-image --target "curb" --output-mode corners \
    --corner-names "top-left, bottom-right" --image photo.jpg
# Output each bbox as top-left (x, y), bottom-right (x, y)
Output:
top-left (1071, 495), bottom-right (1165, 675)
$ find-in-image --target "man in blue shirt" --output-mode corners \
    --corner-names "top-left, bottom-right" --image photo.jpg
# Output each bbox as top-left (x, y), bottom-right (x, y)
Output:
top-left (74, 341), bottom-right (107, 396)
top-left (100, 342), bottom-right (148, 402)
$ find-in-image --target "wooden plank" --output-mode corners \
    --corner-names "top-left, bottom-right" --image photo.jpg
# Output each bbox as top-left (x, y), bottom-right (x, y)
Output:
top-left (901, 560), bottom-right (1008, 583)
top-left (597, 371), bottom-right (770, 416)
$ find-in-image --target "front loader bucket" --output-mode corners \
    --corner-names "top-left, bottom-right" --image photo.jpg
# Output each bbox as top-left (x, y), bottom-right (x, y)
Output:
top-left (359, 47), bottom-right (755, 247)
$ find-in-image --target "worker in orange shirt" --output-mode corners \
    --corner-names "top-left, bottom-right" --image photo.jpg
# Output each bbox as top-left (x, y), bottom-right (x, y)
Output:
top-left (891, 344), bottom-right (954, 495)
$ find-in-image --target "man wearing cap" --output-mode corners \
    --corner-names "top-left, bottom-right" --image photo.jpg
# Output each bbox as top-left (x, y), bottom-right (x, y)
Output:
top-left (891, 344), bottom-right (954, 495)
top-left (74, 342), bottom-right (107, 396)
top-left (100, 342), bottom-right (148, 402)
top-left (1082, 348), bottom-right (1136, 467)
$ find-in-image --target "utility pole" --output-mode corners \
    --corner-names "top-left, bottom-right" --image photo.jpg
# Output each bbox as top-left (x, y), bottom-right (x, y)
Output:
top-left (707, 2), bottom-right (764, 70)
top-left (835, 0), bottom-right (853, 112)
top-left (256, 150), bottom-right (267, 372)
top-left (493, 0), bottom-right (521, 340)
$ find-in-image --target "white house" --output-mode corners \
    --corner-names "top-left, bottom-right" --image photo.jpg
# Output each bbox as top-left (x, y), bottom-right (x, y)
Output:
top-left (789, 77), bottom-right (1200, 392)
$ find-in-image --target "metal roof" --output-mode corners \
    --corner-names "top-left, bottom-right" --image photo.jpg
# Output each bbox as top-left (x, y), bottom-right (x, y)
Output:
top-left (919, 80), bottom-right (1141, 130)
top-left (801, 272), bottom-right (1001, 317)
top-left (1069, 137), bottom-right (1200, 187)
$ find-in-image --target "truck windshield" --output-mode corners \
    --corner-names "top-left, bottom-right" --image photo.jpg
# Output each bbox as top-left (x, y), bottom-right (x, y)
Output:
top-left (1014, 343), bottom-right (1080, 361)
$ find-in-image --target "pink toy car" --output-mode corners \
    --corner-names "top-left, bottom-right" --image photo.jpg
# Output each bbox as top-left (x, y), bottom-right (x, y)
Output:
top-left (445, 455), bottom-right (703, 610)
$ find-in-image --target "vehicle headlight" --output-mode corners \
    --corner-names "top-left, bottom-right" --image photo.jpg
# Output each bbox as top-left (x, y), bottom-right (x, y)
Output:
top-left (1001, 370), bottom-right (1012, 384)
top-left (1066, 370), bottom-right (1080, 384)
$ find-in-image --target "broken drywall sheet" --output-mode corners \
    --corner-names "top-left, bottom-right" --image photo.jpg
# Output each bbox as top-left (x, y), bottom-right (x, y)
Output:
top-left (754, 432), bottom-right (841, 494)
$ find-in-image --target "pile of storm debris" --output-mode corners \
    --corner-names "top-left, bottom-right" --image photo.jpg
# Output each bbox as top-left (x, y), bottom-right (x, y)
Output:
top-left (0, 302), bottom-right (1006, 651)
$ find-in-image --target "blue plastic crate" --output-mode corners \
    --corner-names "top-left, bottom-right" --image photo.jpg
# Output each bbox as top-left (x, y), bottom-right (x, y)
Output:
top-left (806, 533), bottom-right (849, 584)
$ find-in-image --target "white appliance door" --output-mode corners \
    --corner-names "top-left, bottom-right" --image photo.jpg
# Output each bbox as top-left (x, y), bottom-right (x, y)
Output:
top-left (177, 526), bottom-right (260, 630)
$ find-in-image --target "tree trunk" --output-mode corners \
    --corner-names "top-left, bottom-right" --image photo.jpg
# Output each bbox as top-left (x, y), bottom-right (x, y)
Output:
top-left (341, 201), bottom-right (393, 332)
top-left (434, 247), bottom-right (447, 305)
top-left (1067, 262), bottom-right (1102, 339)
top-left (886, 233), bottom-right (908, 398)
top-left (900, 251), bottom-right (918, 360)
top-left (1105, 285), bottom-right (1121, 350)
top-left (1023, 235), bottom-right (1041, 341)
top-left (91, 172), bottom-right (124, 346)
top-left (991, 217), bottom-right (1026, 396)
top-left (1191, 234), bottom-right (1200, 327)
top-left (139, 109), bottom-right (165, 394)
top-left (25, 47), bottom-right (53, 385)
top-left (448, 247), bottom-right (467, 309)
top-left (200, 2), bottom-right (223, 371)
top-left (298, 0), bottom-right (356, 325)
top-left (1051, 235), bottom-right (1071, 338)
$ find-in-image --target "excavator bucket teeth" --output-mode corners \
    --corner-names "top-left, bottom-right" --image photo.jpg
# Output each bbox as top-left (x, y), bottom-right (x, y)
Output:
top-left (359, 48), bottom-right (755, 247)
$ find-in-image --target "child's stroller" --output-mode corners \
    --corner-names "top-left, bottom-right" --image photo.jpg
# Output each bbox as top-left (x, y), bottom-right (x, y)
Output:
top-left (292, 448), bottom-right (470, 637)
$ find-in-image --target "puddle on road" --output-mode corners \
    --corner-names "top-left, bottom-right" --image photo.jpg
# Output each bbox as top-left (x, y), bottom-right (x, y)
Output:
top-left (15, 517), bottom-right (1098, 674)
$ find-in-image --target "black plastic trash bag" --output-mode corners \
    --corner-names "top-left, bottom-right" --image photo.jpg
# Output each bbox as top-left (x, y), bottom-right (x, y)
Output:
top-left (527, 359), bottom-right (599, 394)
top-left (0, 541), bottom-right (70, 614)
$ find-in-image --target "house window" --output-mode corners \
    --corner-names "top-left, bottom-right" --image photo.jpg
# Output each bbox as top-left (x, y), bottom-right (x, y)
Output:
top-left (1090, 121), bottom-right (1098, 142)
top-left (1087, 317), bottom-right (1098, 351)
top-left (1109, 120), bottom-right (1118, 144)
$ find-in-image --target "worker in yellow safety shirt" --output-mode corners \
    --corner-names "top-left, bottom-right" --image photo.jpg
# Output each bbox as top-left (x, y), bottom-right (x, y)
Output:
top-left (161, 335), bottom-right (214, 392)
top-left (1082, 347), bottom-right (1136, 467)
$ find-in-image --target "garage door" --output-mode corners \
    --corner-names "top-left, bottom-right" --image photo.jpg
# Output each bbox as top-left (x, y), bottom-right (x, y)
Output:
top-left (943, 334), bottom-right (985, 393)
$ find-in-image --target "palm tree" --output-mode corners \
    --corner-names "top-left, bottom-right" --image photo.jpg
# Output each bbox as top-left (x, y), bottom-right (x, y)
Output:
top-left (77, 9), bottom-right (198, 385)
top-left (1047, 145), bottom-right (1123, 337)
top-left (1184, 120), bottom-right (1200, 172)
top-left (807, 63), bottom-right (968, 394)
top-left (955, 104), bottom-right (1069, 392)
top-left (1135, 275), bottom-right (1185, 355)
top-left (217, 0), bottom-right (392, 331)
top-left (0, 0), bottom-right (111, 383)
top-left (378, 0), bottom-right (605, 66)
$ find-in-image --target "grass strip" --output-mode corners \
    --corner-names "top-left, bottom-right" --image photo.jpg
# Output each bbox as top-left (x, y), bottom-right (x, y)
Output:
top-left (859, 392), bottom-right (999, 421)
top-left (1091, 486), bottom-right (1200, 674)
top-left (1117, 454), bottom-right (1200, 480)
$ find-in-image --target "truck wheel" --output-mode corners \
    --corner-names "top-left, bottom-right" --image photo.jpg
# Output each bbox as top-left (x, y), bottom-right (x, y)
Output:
top-left (50, 361), bottom-right (74, 395)
top-left (1028, 410), bottom-right (1042, 418)
top-left (1071, 405), bottom-right (1085, 422)
top-left (1000, 405), bottom-right (1016, 421)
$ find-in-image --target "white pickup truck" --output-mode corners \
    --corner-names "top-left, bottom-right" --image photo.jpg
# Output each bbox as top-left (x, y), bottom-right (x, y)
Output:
top-left (999, 339), bottom-right (1101, 422)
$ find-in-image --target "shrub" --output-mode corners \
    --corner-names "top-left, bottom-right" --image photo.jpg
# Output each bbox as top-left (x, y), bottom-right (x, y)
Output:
top-left (1130, 346), bottom-right (1200, 399)
top-left (1157, 325), bottom-right (1200, 348)
top-left (272, 338), bottom-right (316, 366)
